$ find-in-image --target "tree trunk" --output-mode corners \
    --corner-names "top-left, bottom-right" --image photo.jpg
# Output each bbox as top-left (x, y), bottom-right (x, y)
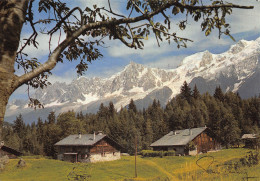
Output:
top-left (0, 0), bottom-right (29, 140)
top-left (0, 74), bottom-right (14, 140)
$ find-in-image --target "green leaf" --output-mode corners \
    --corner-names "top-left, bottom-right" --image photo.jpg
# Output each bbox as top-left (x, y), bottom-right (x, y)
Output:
top-left (172, 6), bottom-right (180, 15)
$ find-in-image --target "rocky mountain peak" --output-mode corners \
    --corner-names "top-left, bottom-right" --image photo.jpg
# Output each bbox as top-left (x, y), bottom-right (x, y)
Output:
top-left (229, 40), bottom-right (247, 54)
top-left (200, 50), bottom-right (213, 67)
top-left (5, 37), bottom-right (260, 124)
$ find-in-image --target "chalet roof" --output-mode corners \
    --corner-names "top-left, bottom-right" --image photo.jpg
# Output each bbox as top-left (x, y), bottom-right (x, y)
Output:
top-left (0, 145), bottom-right (23, 156)
top-left (150, 127), bottom-right (207, 147)
top-left (54, 134), bottom-right (106, 146)
top-left (241, 134), bottom-right (258, 139)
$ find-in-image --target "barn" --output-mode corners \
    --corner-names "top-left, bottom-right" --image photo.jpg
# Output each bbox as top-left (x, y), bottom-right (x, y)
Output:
top-left (241, 134), bottom-right (258, 149)
top-left (150, 127), bottom-right (221, 155)
top-left (54, 132), bottom-right (122, 163)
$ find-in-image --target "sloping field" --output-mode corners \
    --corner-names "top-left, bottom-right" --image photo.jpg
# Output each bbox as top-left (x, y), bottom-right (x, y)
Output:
top-left (0, 148), bottom-right (259, 181)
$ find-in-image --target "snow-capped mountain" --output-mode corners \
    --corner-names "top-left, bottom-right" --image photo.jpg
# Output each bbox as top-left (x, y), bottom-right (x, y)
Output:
top-left (5, 37), bottom-right (260, 123)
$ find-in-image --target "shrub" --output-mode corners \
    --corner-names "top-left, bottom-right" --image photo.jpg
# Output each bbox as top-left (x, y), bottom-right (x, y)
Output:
top-left (164, 151), bottom-right (175, 156)
top-left (0, 155), bottom-right (9, 170)
top-left (239, 151), bottom-right (259, 167)
top-left (140, 150), bottom-right (175, 157)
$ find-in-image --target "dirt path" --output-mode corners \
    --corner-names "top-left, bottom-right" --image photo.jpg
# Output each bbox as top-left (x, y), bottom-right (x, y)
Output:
top-left (142, 159), bottom-right (179, 181)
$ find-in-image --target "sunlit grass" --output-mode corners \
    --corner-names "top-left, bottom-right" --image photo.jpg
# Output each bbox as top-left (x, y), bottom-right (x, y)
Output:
top-left (0, 148), bottom-right (259, 181)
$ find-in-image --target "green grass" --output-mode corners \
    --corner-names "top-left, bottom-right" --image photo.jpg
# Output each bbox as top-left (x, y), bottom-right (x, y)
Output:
top-left (0, 148), bottom-right (259, 181)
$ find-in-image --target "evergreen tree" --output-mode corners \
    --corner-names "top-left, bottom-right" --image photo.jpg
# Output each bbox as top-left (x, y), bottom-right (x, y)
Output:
top-left (76, 111), bottom-right (84, 121)
top-left (2, 125), bottom-right (20, 151)
top-left (128, 99), bottom-right (137, 113)
top-left (36, 117), bottom-right (44, 143)
top-left (96, 103), bottom-right (109, 131)
top-left (47, 111), bottom-right (56, 124)
top-left (42, 123), bottom-right (62, 157)
top-left (192, 84), bottom-right (201, 99)
top-left (142, 118), bottom-right (153, 150)
top-left (180, 81), bottom-right (192, 102)
top-left (147, 99), bottom-right (167, 141)
top-left (221, 111), bottom-right (241, 148)
top-left (108, 102), bottom-right (116, 118)
top-left (214, 86), bottom-right (224, 102)
top-left (57, 111), bottom-right (85, 137)
top-left (13, 114), bottom-right (25, 138)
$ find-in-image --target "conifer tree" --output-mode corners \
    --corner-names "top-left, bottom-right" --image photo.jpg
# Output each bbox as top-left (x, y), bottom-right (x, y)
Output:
top-left (47, 111), bottom-right (56, 124)
top-left (180, 81), bottom-right (192, 103)
top-left (13, 114), bottom-right (25, 138)
top-left (221, 111), bottom-right (241, 148)
top-left (128, 99), bottom-right (137, 114)
top-left (214, 86), bottom-right (225, 102)
top-left (57, 111), bottom-right (85, 137)
top-left (108, 102), bottom-right (116, 118)
top-left (76, 111), bottom-right (84, 121)
top-left (192, 84), bottom-right (201, 99)
top-left (142, 118), bottom-right (153, 150)
top-left (36, 117), bottom-right (44, 143)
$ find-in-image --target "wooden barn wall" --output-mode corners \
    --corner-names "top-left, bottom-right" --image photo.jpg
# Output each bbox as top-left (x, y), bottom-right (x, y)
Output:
top-left (192, 132), bottom-right (218, 153)
top-left (0, 149), bottom-right (18, 159)
top-left (90, 139), bottom-right (118, 154)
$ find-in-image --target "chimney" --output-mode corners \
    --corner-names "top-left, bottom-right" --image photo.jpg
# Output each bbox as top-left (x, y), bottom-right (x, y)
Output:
top-left (93, 131), bottom-right (95, 141)
top-left (78, 132), bottom-right (81, 139)
top-left (97, 131), bottom-right (103, 135)
top-left (174, 131), bottom-right (176, 135)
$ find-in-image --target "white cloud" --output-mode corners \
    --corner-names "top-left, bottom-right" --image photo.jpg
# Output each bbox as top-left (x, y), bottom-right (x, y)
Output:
top-left (189, 36), bottom-right (232, 52)
top-left (79, 0), bottom-right (109, 8)
top-left (107, 36), bottom-right (175, 58)
top-left (12, 84), bottom-right (29, 96)
top-left (79, 0), bottom-right (124, 16)
top-left (20, 33), bottom-right (66, 59)
top-left (48, 66), bottom-right (78, 84)
top-left (144, 55), bottom-right (187, 69)
top-left (225, 3), bottom-right (259, 31)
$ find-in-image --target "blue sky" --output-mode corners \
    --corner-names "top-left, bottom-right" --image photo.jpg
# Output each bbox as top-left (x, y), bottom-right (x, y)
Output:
top-left (10, 0), bottom-right (260, 101)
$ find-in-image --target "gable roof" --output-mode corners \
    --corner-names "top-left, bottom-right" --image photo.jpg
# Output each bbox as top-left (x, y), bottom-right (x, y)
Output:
top-left (150, 127), bottom-right (207, 147)
top-left (55, 134), bottom-right (106, 146)
top-left (241, 134), bottom-right (258, 139)
top-left (0, 145), bottom-right (23, 156)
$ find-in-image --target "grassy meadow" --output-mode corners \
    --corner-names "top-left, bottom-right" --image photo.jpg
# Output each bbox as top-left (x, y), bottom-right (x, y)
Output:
top-left (0, 148), bottom-right (259, 181)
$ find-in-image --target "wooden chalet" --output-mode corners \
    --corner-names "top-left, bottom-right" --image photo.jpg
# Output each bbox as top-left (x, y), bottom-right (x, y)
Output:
top-left (241, 134), bottom-right (259, 149)
top-left (150, 127), bottom-right (221, 155)
top-left (0, 142), bottom-right (22, 158)
top-left (54, 132), bottom-right (122, 163)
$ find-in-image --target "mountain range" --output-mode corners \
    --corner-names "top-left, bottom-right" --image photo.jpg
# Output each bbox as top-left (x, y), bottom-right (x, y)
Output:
top-left (5, 37), bottom-right (260, 124)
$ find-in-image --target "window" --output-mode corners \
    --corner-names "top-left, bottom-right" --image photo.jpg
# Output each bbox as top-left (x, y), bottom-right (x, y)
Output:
top-left (81, 154), bottom-right (85, 159)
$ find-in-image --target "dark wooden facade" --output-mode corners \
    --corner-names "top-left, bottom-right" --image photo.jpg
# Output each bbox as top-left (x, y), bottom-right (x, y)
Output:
top-left (89, 139), bottom-right (119, 155)
top-left (192, 132), bottom-right (220, 154)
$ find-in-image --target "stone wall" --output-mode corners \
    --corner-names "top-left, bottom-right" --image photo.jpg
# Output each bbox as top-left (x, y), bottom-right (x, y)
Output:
top-left (189, 148), bottom-right (198, 156)
top-left (89, 152), bottom-right (121, 163)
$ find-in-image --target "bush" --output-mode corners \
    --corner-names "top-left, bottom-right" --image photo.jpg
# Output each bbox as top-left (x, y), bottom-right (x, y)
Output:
top-left (239, 151), bottom-right (259, 167)
top-left (140, 150), bottom-right (175, 157)
top-left (0, 155), bottom-right (9, 170)
top-left (165, 151), bottom-right (175, 156)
